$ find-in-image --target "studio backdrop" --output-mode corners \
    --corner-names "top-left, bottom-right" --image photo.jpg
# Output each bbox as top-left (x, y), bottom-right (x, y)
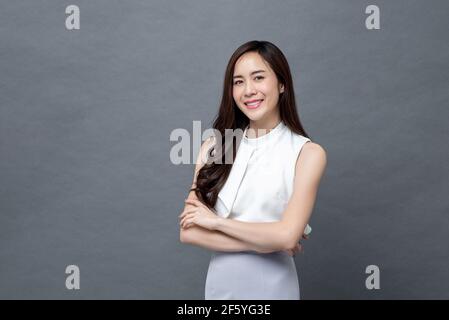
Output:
top-left (0, 0), bottom-right (448, 299)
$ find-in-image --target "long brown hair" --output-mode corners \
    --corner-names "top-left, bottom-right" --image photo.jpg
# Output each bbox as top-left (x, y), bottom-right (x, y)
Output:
top-left (191, 40), bottom-right (310, 209)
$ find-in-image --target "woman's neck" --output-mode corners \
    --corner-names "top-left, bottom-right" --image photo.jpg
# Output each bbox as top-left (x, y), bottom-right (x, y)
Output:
top-left (247, 114), bottom-right (281, 138)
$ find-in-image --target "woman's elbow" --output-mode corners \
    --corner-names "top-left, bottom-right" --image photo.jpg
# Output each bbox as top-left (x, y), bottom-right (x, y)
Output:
top-left (281, 230), bottom-right (299, 250)
top-left (179, 228), bottom-right (192, 244)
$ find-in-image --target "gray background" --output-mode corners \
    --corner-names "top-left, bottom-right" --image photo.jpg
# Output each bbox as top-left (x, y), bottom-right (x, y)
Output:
top-left (1, 0), bottom-right (448, 299)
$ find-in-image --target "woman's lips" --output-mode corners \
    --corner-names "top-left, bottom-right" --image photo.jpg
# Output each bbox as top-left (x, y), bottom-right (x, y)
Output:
top-left (244, 99), bottom-right (263, 109)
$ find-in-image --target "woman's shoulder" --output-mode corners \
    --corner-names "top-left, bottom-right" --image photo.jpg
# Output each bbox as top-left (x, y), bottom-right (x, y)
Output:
top-left (286, 130), bottom-right (327, 163)
top-left (202, 135), bottom-right (216, 149)
top-left (296, 141), bottom-right (327, 174)
top-left (194, 136), bottom-right (216, 169)
top-left (302, 141), bottom-right (326, 159)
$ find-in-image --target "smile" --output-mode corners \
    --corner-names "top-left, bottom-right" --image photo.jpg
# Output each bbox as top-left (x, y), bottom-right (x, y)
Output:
top-left (244, 99), bottom-right (264, 109)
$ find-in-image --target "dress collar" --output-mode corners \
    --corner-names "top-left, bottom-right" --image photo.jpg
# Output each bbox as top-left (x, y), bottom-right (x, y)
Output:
top-left (243, 120), bottom-right (287, 147)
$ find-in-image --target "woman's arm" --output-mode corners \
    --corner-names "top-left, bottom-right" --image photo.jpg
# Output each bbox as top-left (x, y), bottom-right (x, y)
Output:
top-left (199, 142), bottom-right (327, 251)
top-left (180, 190), bottom-right (275, 253)
top-left (179, 137), bottom-right (277, 253)
top-left (181, 222), bottom-right (275, 253)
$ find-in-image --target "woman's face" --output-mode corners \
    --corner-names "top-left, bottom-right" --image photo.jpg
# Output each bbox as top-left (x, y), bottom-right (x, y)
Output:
top-left (232, 51), bottom-right (284, 124)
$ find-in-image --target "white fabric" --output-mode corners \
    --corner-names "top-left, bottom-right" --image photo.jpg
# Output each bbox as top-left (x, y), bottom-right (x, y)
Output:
top-left (204, 120), bottom-right (312, 300)
top-left (214, 120), bottom-right (312, 233)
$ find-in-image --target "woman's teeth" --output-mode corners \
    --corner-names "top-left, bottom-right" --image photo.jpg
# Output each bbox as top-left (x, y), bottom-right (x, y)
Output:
top-left (245, 100), bottom-right (263, 109)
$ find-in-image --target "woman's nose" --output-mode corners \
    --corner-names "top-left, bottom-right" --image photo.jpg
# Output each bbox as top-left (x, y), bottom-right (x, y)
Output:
top-left (244, 82), bottom-right (257, 96)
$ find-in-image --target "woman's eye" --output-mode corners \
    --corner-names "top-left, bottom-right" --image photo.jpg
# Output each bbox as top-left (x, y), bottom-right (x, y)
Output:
top-left (234, 77), bottom-right (263, 85)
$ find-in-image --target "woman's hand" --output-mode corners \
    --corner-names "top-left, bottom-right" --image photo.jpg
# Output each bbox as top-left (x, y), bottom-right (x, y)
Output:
top-left (284, 242), bottom-right (303, 256)
top-left (284, 234), bottom-right (309, 256)
top-left (179, 199), bottom-right (221, 230)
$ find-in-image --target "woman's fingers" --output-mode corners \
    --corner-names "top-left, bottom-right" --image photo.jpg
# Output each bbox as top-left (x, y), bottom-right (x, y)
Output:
top-left (179, 208), bottom-right (196, 219)
top-left (181, 213), bottom-right (194, 226)
top-left (283, 242), bottom-right (305, 257)
top-left (290, 242), bottom-right (304, 255)
top-left (182, 217), bottom-right (193, 229)
top-left (293, 246), bottom-right (299, 255)
top-left (180, 213), bottom-right (195, 228)
top-left (286, 244), bottom-right (302, 257)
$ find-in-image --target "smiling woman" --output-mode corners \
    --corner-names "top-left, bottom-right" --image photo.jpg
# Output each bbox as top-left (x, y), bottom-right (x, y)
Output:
top-left (179, 40), bottom-right (327, 300)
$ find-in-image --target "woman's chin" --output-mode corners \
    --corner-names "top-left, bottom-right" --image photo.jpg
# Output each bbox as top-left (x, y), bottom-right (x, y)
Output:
top-left (241, 109), bottom-right (263, 120)
top-left (246, 113), bottom-right (265, 122)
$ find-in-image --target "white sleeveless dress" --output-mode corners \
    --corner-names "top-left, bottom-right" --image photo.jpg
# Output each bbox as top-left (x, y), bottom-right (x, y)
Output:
top-left (204, 120), bottom-right (312, 300)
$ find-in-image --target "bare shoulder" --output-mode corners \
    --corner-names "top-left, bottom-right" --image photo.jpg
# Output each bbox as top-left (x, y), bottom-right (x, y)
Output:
top-left (302, 142), bottom-right (327, 161)
top-left (192, 136), bottom-right (217, 180)
top-left (195, 136), bottom-right (216, 166)
top-left (296, 141), bottom-right (327, 175)
top-left (202, 135), bottom-right (216, 150)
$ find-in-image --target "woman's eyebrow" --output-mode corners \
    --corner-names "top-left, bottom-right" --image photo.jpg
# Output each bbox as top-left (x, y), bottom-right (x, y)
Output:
top-left (233, 70), bottom-right (266, 79)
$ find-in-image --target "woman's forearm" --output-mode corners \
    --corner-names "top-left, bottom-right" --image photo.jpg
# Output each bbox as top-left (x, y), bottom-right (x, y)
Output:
top-left (214, 218), bottom-right (291, 251)
top-left (180, 225), bottom-right (277, 253)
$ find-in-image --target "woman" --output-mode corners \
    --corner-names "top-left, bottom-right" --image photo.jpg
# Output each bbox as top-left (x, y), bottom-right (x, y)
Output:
top-left (179, 40), bottom-right (327, 300)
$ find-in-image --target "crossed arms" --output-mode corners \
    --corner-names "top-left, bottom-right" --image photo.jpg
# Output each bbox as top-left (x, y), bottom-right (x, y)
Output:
top-left (179, 138), bottom-right (327, 254)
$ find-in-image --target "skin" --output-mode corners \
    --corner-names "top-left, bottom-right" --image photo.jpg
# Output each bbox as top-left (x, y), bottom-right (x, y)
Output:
top-left (179, 51), bottom-right (326, 254)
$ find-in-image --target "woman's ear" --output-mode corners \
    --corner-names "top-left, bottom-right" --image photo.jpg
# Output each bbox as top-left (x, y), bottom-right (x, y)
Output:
top-left (280, 84), bottom-right (285, 93)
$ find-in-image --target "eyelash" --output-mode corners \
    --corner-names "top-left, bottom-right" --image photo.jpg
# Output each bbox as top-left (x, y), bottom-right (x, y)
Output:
top-left (233, 76), bottom-right (264, 85)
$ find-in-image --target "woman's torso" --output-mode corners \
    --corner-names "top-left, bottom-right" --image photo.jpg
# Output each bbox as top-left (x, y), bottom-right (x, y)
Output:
top-left (205, 121), bottom-right (311, 300)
